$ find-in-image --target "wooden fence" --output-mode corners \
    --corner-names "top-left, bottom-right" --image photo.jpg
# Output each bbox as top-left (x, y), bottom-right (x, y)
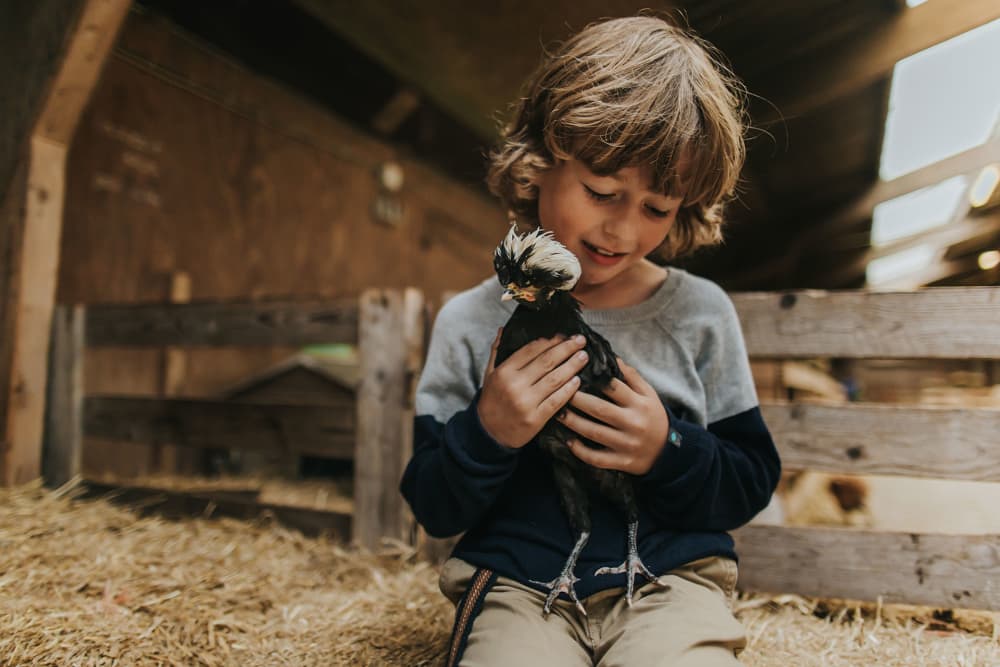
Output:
top-left (41, 284), bottom-right (1000, 610)
top-left (731, 287), bottom-right (1000, 610)
top-left (42, 289), bottom-right (425, 549)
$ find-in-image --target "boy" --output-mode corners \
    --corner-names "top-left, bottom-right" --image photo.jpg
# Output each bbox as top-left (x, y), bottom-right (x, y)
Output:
top-left (401, 14), bottom-right (780, 666)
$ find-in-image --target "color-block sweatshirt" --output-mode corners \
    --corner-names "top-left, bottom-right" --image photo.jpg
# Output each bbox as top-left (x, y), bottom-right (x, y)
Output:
top-left (400, 268), bottom-right (781, 599)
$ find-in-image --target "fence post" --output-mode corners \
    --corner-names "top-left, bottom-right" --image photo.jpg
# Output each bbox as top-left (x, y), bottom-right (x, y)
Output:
top-left (43, 304), bottom-right (85, 487)
top-left (354, 288), bottom-right (424, 549)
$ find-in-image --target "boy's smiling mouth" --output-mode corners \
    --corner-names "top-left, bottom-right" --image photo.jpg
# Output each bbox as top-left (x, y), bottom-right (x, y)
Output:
top-left (582, 240), bottom-right (627, 265)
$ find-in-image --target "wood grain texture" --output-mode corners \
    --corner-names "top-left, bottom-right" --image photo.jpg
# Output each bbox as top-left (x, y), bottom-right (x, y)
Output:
top-left (733, 288), bottom-right (1000, 359)
top-left (4, 138), bottom-right (66, 485)
top-left (60, 16), bottom-right (507, 308)
top-left (734, 525), bottom-right (1000, 610)
top-left (84, 396), bottom-right (356, 459)
top-left (82, 481), bottom-right (352, 539)
top-left (762, 401), bottom-right (1000, 481)
top-left (42, 305), bottom-right (85, 486)
top-left (85, 300), bottom-right (359, 347)
top-left (353, 288), bottom-right (423, 549)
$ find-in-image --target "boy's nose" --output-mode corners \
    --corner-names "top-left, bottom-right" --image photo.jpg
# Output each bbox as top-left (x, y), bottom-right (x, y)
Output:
top-left (601, 210), bottom-right (640, 244)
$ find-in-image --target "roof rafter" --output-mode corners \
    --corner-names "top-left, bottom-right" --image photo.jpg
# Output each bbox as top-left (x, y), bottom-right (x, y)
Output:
top-left (755, 0), bottom-right (1000, 123)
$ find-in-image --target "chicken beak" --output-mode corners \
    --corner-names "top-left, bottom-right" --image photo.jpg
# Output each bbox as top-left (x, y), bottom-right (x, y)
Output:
top-left (502, 284), bottom-right (537, 303)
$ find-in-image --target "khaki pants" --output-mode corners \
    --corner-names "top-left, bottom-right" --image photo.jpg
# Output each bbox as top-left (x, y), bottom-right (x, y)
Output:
top-left (440, 556), bottom-right (746, 667)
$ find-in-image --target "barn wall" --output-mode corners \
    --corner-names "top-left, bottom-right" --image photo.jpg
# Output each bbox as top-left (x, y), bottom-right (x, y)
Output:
top-left (0, 0), bottom-right (88, 480)
top-left (0, 1), bottom-right (85, 205)
top-left (60, 10), bottom-right (506, 305)
top-left (60, 10), bottom-right (508, 479)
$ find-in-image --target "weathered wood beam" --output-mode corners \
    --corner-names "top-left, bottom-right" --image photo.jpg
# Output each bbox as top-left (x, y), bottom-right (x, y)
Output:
top-left (757, 0), bottom-right (1000, 123)
top-left (84, 396), bottom-right (357, 459)
top-left (819, 136), bottom-right (1000, 238)
top-left (735, 525), bottom-right (1000, 610)
top-left (762, 401), bottom-right (1000, 481)
top-left (371, 88), bottom-right (421, 136)
top-left (82, 481), bottom-right (352, 539)
top-left (353, 288), bottom-right (424, 549)
top-left (732, 287), bottom-right (1000, 359)
top-left (42, 305), bottom-right (85, 486)
top-left (819, 210), bottom-right (1000, 288)
top-left (85, 300), bottom-right (359, 347)
top-left (2, 0), bottom-right (131, 486)
top-left (872, 254), bottom-right (986, 290)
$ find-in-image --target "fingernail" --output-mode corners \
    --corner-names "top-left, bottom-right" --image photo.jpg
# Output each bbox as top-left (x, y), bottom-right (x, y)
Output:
top-left (576, 350), bottom-right (588, 361)
top-left (572, 334), bottom-right (585, 344)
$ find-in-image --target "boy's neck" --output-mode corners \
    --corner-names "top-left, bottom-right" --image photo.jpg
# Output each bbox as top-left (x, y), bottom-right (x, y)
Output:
top-left (573, 261), bottom-right (669, 310)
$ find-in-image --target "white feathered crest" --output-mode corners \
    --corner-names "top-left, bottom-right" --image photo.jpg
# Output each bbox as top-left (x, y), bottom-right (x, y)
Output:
top-left (498, 227), bottom-right (581, 291)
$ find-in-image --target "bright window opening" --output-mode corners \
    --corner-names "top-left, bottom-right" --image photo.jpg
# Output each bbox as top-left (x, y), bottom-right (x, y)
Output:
top-left (866, 244), bottom-right (936, 287)
top-left (870, 176), bottom-right (967, 246)
top-left (880, 18), bottom-right (1000, 181)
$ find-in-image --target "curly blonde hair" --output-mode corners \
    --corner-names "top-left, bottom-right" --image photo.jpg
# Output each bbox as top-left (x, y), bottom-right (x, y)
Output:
top-left (486, 14), bottom-right (747, 261)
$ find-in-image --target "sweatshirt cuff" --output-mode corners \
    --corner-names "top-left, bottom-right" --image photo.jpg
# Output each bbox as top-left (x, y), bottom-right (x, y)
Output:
top-left (445, 392), bottom-right (520, 467)
top-left (640, 405), bottom-right (706, 485)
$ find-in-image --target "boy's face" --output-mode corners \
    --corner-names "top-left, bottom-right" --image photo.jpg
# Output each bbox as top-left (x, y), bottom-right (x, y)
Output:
top-left (535, 158), bottom-right (683, 292)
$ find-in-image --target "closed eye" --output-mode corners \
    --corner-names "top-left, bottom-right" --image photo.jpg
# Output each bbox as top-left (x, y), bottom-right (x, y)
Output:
top-left (583, 184), bottom-right (614, 202)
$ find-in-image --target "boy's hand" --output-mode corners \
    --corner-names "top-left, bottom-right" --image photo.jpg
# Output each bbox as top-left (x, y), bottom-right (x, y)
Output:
top-left (556, 358), bottom-right (669, 475)
top-left (477, 328), bottom-right (589, 449)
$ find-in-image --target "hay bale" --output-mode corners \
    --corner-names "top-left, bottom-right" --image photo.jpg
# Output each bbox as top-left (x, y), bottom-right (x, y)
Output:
top-left (2, 482), bottom-right (999, 666)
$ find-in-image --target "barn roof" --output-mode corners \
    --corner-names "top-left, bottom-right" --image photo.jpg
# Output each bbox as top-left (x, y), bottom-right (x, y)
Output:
top-left (138, 0), bottom-right (1000, 289)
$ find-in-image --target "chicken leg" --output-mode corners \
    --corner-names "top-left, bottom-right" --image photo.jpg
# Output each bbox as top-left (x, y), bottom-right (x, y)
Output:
top-left (531, 447), bottom-right (591, 616)
top-left (594, 474), bottom-right (668, 605)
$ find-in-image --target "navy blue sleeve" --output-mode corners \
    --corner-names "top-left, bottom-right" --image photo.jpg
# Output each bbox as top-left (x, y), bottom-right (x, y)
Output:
top-left (638, 405), bottom-right (781, 532)
top-left (399, 392), bottom-right (520, 538)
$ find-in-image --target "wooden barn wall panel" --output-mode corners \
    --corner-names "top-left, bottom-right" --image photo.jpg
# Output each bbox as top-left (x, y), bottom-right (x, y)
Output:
top-left (58, 14), bottom-right (506, 478)
top-left (0, 163), bottom-right (29, 450)
top-left (59, 13), bottom-right (506, 306)
top-left (0, 0), bottom-right (86, 205)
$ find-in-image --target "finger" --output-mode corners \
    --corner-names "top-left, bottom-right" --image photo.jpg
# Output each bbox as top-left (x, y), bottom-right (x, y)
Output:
top-left (522, 335), bottom-right (587, 382)
top-left (536, 374), bottom-right (581, 421)
top-left (566, 438), bottom-right (627, 470)
top-left (617, 359), bottom-right (657, 397)
top-left (567, 390), bottom-right (628, 427)
top-left (601, 378), bottom-right (637, 407)
top-left (483, 327), bottom-right (502, 381)
top-left (500, 336), bottom-right (565, 371)
top-left (558, 408), bottom-right (629, 450)
top-left (530, 346), bottom-right (590, 398)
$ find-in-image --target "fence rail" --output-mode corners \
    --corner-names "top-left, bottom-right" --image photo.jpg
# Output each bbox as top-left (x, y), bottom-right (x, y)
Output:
top-left (43, 289), bottom-right (424, 550)
top-left (732, 286), bottom-right (1000, 609)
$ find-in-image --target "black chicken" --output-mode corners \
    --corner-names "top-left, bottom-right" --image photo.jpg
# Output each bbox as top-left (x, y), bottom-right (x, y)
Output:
top-left (492, 227), bottom-right (665, 615)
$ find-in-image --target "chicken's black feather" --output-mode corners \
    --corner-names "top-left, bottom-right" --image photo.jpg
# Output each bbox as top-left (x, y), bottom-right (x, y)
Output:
top-left (492, 228), bottom-right (662, 614)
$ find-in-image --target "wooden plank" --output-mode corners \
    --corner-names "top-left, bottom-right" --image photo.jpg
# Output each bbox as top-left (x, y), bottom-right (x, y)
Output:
top-left (4, 137), bottom-right (67, 485)
top-left (34, 0), bottom-right (131, 145)
top-left (762, 401), bottom-right (1000, 481)
top-left (85, 300), bottom-right (359, 347)
top-left (353, 288), bottom-right (424, 549)
top-left (84, 396), bottom-right (356, 459)
top-left (758, 0), bottom-right (1000, 121)
top-left (81, 481), bottom-right (352, 539)
top-left (732, 288), bottom-right (1000, 359)
top-left (2, 0), bottom-right (129, 486)
top-left (820, 136), bottom-right (1000, 235)
top-left (154, 271), bottom-right (198, 475)
top-left (734, 525), bottom-right (1000, 610)
top-left (42, 305), bottom-right (85, 486)
top-left (0, 161), bottom-right (27, 484)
